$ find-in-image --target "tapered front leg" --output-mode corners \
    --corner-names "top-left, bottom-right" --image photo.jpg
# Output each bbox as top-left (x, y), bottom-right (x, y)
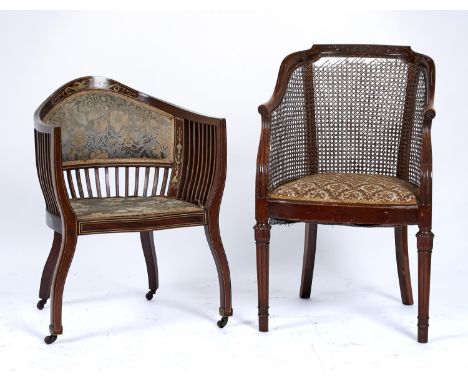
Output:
top-left (416, 228), bottom-right (434, 343)
top-left (255, 221), bottom-right (271, 332)
top-left (140, 231), bottom-right (159, 300)
top-left (45, 226), bottom-right (78, 344)
top-left (300, 223), bottom-right (318, 299)
top-left (37, 231), bottom-right (62, 310)
top-left (204, 215), bottom-right (232, 327)
top-left (394, 226), bottom-right (414, 305)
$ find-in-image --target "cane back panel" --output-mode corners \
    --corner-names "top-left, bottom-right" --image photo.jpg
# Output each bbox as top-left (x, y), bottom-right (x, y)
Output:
top-left (268, 52), bottom-right (427, 192)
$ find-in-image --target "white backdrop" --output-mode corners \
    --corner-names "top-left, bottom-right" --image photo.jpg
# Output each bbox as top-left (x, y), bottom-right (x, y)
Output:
top-left (0, 10), bottom-right (467, 378)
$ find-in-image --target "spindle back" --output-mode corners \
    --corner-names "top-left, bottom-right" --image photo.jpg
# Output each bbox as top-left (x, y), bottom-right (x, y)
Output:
top-left (35, 76), bottom-right (225, 216)
top-left (40, 77), bottom-right (178, 200)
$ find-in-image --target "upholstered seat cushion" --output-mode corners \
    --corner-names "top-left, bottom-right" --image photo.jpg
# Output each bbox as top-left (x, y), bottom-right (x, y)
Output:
top-left (70, 196), bottom-right (203, 221)
top-left (269, 173), bottom-right (418, 206)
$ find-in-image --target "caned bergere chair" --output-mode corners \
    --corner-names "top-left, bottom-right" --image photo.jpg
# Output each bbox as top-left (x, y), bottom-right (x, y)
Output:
top-left (35, 77), bottom-right (232, 344)
top-left (255, 45), bottom-right (435, 342)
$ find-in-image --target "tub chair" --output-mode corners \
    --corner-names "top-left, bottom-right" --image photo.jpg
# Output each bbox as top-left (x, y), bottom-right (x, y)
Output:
top-left (34, 76), bottom-right (232, 344)
top-left (254, 45), bottom-right (435, 342)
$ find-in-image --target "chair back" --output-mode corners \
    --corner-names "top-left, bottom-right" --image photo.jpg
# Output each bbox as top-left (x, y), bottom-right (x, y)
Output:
top-left (267, 45), bottom-right (433, 191)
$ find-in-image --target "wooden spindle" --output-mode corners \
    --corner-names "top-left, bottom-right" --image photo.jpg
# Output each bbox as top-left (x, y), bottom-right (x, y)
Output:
top-left (115, 167), bottom-right (119, 197)
top-left (38, 133), bottom-right (56, 207)
top-left (181, 120), bottom-right (193, 200)
top-left (105, 167), bottom-right (111, 197)
top-left (161, 168), bottom-right (169, 195)
top-left (94, 168), bottom-right (102, 197)
top-left (66, 169), bottom-right (77, 199)
top-left (152, 167), bottom-right (159, 196)
top-left (205, 124), bottom-right (215, 203)
top-left (125, 167), bottom-right (129, 197)
top-left (199, 124), bottom-right (210, 205)
top-left (143, 167), bottom-right (150, 196)
top-left (188, 122), bottom-right (200, 202)
top-left (84, 168), bottom-right (93, 197)
top-left (211, 125), bottom-right (218, 193)
top-left (41, 137), bottom-right (52, 202)
top-left (193, 122), bottom-right (204, 203)
top-left (134, 167), bottom-right (140, 196)
top-left (75, 169), bottom-right (85, 198)
top-left (38, 133), bottom-right (51, 204)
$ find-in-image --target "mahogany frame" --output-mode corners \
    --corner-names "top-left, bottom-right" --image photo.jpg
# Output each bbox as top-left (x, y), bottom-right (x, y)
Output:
top-left (254, 45), bottom-right (435, 343)
top-left (34, 76), bottom-right (232, 343)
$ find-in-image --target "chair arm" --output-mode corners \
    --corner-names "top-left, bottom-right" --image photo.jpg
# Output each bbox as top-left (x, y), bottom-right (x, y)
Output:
top-left (418, 109), bottom-right (435, 209)
top-left (255, 48), bottom-right (315, 206)
top-left (174, 117), bottom-right (226, 212)
top-left (34, 116), bottom-right (76, 224)
top-left (255, 110), bottom-right (271, 202)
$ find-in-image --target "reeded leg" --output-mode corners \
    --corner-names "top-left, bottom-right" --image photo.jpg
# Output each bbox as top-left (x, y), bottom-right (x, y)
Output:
top-left (37, 231), bottom-right (62, 310)
top-left (255, 221), bottom-right (271, 332)
top-left (394, 226), bottom-right (414, 305)
top-left (204, 216), bottom-right (232, 327)
top-left (45, 227), bottom-right (78, 344)
top-left (416, 228), bottom-right (434, 343)
top-left (140, 231), bottom-right (159, 300)
top-left (300, 223), bottom-right (317, 299)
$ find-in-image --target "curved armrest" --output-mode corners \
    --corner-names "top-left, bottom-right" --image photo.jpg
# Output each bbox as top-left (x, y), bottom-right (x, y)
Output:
top-left (255, 112), bottom-right (271, 203)
top-left (417, 53), bottom-right (436, 211)
top-left (418, 109), bottom-right (435, 209)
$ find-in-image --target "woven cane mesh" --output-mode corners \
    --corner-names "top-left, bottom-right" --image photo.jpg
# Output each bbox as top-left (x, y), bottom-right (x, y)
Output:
top-left (269, 65), bottom-right (310, 191)
top-left (268, 56), bottom-right (427, 192)
top-left (409, 72), bottom-right (426, 186)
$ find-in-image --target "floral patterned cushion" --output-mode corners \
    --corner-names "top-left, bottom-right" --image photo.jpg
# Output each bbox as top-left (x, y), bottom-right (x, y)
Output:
top-left (269, 173), bottom-right (418, 206)
top-left (70, 197), bottom-right (203, 221)
top-left (44, 90), bottom-right (174, 166)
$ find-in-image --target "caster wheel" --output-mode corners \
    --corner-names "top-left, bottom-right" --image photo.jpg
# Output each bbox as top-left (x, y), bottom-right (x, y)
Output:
top-left (145, 289), bottom-right (156, 301)
top-left (37, 299), bottom-right (47, 310)
top-left (217, 316), bottom-right (228, 328)
top-left (44, 335), bottom-right (57, 345)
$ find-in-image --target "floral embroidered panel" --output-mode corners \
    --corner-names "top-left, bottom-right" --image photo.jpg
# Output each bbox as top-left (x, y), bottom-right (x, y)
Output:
top-left (44, 90), bottom-right (174, 165)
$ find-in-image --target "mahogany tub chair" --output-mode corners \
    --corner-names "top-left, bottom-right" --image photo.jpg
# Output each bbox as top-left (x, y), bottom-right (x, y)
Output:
top-left (34, 77), bottom-right (232, 344)
top-left (254, 45), bottom-right (436, 343)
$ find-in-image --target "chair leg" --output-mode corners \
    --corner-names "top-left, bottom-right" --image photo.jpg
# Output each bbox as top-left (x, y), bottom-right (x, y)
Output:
top-left (37, 231), bottom-right (62, 310)
top-left (204, 216), bottom-right (232, 328)
top-left (394, 226), bottom-right (414, 305)
top-left (300, 223), bottom-right (318, 299)
top-left (140, 231), bottom-right (159, 301)
top-left (44, 227), bottom-right (78, 344)
top-left (255, 221), bottom-right (271, 332)
top-left (416, 228), bottom-right (434, 343)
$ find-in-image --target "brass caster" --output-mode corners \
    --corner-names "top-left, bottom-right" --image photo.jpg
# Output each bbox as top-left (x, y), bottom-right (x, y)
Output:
top-left (44, 335), bottom-right (57, 345)
top-left (145, 289), bottom-right (156, 301)
top-left (217, 316), bottom-right (228, 328)
top-left (37, 299), bottom-right (47, 310)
